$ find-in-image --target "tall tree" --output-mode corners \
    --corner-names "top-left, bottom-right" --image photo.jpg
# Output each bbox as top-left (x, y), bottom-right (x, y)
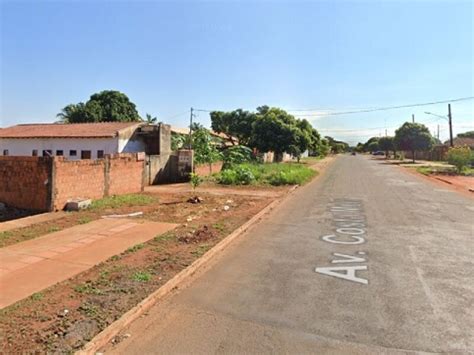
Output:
top-left (378, 136), bottom-right (395, 158)
top-left (57, 90), bottom-right (141, 123)
top-left (394, 122), bottom-right (433, 163)
top-left (210, 109), bottom-right (256, 146)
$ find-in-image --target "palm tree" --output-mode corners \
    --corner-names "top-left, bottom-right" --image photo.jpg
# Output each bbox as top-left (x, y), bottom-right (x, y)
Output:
top-left (144, 113), bottom-right (158, 124)
top-left (56, 103), bottom-right (85, 123)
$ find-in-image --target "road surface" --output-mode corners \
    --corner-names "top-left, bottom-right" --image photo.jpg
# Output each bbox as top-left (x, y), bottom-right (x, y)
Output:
top-left (106, 155), bottom-right (474, 354)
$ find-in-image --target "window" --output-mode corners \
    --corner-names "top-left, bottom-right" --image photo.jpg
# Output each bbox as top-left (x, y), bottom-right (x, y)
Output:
top-left (81, 150), bottom-right (91, 159)
top-left (2, 150), bottom-right (8, 156)
top-left (32, 150), bottom-right (38, 156)
top-left (56, 150), bottom-right (64, 156)
top-left (42, 150), bottom-right (52, 157)
top-left (97, 150), bottom-right (104, 159)
top-left (69, 150), bottom-right (77, 157)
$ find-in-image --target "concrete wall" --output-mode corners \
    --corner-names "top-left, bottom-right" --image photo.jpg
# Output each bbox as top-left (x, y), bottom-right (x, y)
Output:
top-left (0, 154), bottom-right (145, 212)
top-left (0, 156), bottom-right (52, 211)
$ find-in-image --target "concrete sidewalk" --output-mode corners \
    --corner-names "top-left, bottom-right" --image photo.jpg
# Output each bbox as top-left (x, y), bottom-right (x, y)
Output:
top-left (0, 218), bottom-right (177, 309)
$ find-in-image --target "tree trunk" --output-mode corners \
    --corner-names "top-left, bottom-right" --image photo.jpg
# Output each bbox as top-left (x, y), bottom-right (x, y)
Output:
top-left (412, 150), bottom-right (415, 163)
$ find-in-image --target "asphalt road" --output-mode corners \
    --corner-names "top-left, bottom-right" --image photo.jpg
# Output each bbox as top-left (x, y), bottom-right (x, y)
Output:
top-left (107, 155), bottom-right (474, 354)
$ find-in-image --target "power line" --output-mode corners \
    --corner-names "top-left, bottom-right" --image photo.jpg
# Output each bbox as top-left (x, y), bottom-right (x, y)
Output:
top-left (289, 96), bottom-right (474, 116)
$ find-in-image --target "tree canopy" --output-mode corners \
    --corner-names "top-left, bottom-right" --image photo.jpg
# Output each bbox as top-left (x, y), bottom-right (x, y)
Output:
top-left (210, 106), bottom-right (336, 159)
top-left (378, 136), bottom-right (394, 157)
top-left (210, 109), bottom-right (256, 146)
top-left (57, 90), bottom-right (141, 123)
top-left (394, 122), bottom-right (433, 162)
top-left (457, 131), bottom-right (474, 139)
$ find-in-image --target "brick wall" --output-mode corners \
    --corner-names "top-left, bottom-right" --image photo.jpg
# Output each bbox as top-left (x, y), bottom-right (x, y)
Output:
top-left (194, 161), bottom-right (223, 176)
top-left (52, 153), bottom-right (145, 210)
top-left (108, 154), bottom-right (145, 195)
top-left (0, 156), bottom-right (52, 211)
top-left (53, 158), bottom-right (105, 210)
top-left (0, 154), bottom-right (145, 212)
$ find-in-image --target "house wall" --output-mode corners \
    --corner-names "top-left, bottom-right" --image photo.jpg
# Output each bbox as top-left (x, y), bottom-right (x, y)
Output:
top-left (0, 156), bottom-right (52, 211)
top-left (0, 137), bottom-right (119, 160)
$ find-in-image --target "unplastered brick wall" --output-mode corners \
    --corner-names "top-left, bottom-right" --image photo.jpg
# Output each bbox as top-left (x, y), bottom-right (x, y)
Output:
top-left (52, 153), bottom-right (145, 210)
top-left (194, 161), bottom-right (223, 176)
top-left (0, 154), bottom-right (145, 212)
top-left (107, 154), bottom-right (145, 195)
top-left (0, 156), bottom-right (52, 211)
top-left (53, 158), bottom-right (105, 210)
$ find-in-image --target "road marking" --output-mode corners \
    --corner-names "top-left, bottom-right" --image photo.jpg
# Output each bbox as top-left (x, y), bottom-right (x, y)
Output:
top-left (316, 199), bottom-right (369, 285)
top-left (315, 265), bottom-right (368, 285)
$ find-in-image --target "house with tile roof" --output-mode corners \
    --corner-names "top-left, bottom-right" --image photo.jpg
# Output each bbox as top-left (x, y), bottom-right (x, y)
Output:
top-left (0, 122), bottom-right (169, 160)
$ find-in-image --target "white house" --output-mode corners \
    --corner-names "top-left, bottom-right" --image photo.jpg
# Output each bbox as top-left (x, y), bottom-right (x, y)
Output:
top-left (0, 122), bottom-right (152, 160)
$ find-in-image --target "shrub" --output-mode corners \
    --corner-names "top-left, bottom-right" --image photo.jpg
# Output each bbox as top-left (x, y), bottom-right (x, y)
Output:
top-left (218, 166), bottom-right (255, 185)
top-left (222, 145), bottom-right (254, 169)
top-left (447, 146), bottom-right (472, 173)
top-left (217, 162), bottom-right (315, 186)
top-left (189, 172), bottom-right (201, 190)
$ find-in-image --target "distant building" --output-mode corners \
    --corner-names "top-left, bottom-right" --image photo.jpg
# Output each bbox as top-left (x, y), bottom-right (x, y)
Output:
top-left (0, 122), bottom-right (169, 159)
top-left (445, 137), bottom-right (474, 149)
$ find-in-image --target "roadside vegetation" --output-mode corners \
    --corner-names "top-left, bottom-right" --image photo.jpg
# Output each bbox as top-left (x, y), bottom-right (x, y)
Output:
top-left (216, 163), bottom-right (317, 186)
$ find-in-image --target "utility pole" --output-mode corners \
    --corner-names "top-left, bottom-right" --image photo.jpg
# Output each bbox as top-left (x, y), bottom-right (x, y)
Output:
top-left (437, 124), bottom-right (440, 140)
top-left (188, 107), bottom-right (194, 149)
top-left (412, 114), bottom-right (415, 123)
top-left (385, 129), bottom-right (387, 137)
top-left (448, 104), bottom-right (454, 147)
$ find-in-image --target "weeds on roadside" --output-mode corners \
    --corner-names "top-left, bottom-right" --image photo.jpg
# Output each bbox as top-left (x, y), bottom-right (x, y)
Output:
top-left (132, 271), bottom-right (152, 282)
top-left (90, 194), bottom-right (154, 210)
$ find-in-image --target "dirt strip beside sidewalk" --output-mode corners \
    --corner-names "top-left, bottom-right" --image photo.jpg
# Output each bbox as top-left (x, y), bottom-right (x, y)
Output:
top-left (0, 219), bottom-right (177, 308)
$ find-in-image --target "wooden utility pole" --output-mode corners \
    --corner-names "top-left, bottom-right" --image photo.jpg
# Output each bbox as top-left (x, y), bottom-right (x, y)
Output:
top-left (448, 104), bottom-right (454, 147)
top-left (188, 107), bottom-right (194, 149)
top-left (437, 124), bottom-right (440, 140)
top-left (412, 114), bottom-right (415, 123)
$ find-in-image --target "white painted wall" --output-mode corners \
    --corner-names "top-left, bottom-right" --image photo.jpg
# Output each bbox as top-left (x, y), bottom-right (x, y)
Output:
top-left (0, 138), bottom-right (119, 160)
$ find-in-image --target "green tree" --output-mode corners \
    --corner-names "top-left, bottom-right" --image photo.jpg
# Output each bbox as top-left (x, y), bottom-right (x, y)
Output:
top-left (394, 122), bottom-right (433, 163)
top-left (144, 113), bottom-right (157, 124)
top-left (210, 109), bottom-right (256, 146)
top-left (251, 107), bottom-right (297, 155)
top-left (378, 136), bottom-right (394, 158)
top-left (58, 90), bottom-right (141, 123)
top-left (362, 137), bottom-right (379, 152)
top-left (192, 128), bottom-right (222, 165)
top-left (457, 131), bottom-right (474, 138)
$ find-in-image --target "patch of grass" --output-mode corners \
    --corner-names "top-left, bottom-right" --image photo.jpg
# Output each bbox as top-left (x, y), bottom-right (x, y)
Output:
top-left (125, 243), bottom-right (144, 254)
top-left (30, 292), bottom-right (44, 301)
top-left (48, 226), bottom-right (61, 233)
top-left (78, 302), bottom-right (100, 317)
top-left (217, 162), bottom-right (317, 186)
top-left (132, 271), bottom-right (152, 282)
top-left (212, 223), bottom-right (226, 232)
top-left (153, 232), bottom-right (175, 243)
top-left (90, 194), bottom-right (155, 210)
top-left (191, 244), bottom-right (212, 257)
top-left (0, 231), bottom-right (13, 240)
top-left (77, 216), bottom-right (92, 225)
top-left (74, 283), bottom-right (104, 295)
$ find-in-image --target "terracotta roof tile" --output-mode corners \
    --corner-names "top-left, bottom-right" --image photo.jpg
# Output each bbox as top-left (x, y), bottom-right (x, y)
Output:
top-left (0, 122), bottom-right (142, 138)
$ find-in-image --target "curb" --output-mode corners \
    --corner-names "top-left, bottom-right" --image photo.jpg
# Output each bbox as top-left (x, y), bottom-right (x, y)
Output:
top-left (77, 184), bottom-right (300, 354)
top-left (435, 177), bottom-right (453, 185)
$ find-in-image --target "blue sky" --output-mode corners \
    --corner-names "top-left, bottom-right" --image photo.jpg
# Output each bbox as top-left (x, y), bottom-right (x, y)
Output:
top-left (1, 0), bottom-right (472, 144)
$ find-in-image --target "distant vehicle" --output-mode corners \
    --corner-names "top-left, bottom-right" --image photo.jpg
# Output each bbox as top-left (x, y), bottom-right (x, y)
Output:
top-left (372, 151), bottom-right (385, 156)
top-left (351, 152), bottom-right (356, 155)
